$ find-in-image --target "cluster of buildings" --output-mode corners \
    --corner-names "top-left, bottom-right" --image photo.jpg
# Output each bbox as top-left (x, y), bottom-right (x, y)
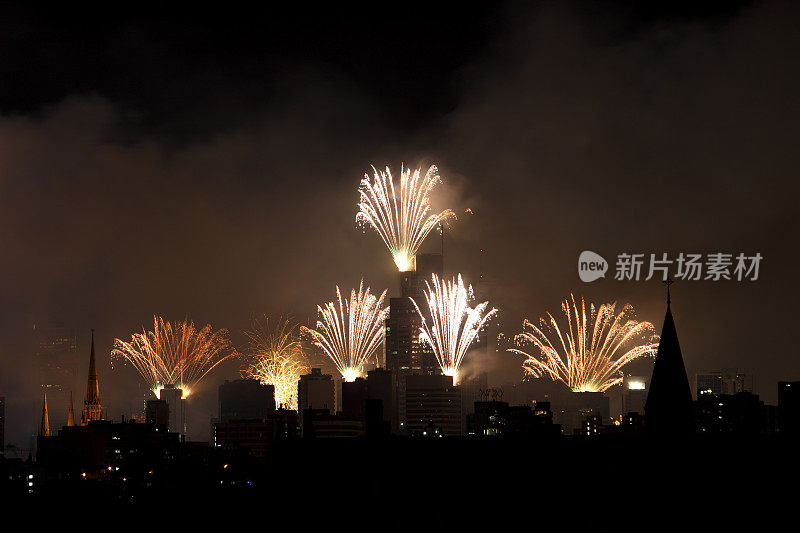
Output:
top-left (3, 258), bottom-right (800, 499)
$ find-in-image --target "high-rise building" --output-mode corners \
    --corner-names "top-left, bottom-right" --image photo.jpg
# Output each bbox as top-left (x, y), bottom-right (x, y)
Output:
top-left (404, 374), bottom-right (462, 436)
top-left (696, 368), bottom-right (752, 398)
top-left (695, 392), bottom-right (766, 434)
top-left (645, 288), bottom-right (694, 435)
top-left (366, 368), bottom-right (396, 432)
top-left (218, 379), bottom-right (275, 422)
top-left (386, 253), bottom-right (443, 432)
top-left (623, 375), bottom-right (648, 415)
top-left (33, 325), bottom-right (78, 393)
top-left (81, 330), bottom-right (102, 425)
top-left (159, 384), bottom-right (185, 436)
top-left (145, 399), bottom-right (169, 427)
top-left (341, 377), bottom-right (368, 421)
top-left (298, 368), bottom-right (335, 432)
top-left (778, 381), bottom-right (800, 436)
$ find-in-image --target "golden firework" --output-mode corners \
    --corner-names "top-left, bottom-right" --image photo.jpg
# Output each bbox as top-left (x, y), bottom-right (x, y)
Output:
top-left (241, 316), bottom-right (309, 410)
top-left (411, 273), bottom-right (497, 384)
top-left (302, 279), bottom-right (388, 382)
top-left (112, 316), bottom-right (236, 398)
top-left (508, 295), bottom-right (658, 392)
top-left (357, 164), bottom-right (455, 271)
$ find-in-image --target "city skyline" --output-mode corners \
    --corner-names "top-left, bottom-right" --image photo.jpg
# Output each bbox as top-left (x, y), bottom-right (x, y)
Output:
top-left (1, 1), bottom-right (798, 452)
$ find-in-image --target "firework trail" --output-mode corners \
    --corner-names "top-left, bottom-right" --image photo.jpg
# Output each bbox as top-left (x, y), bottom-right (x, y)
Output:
top-left (112, 316), bottom-right (236, 399)
top-left (357, 164), bottom-right (456, 272)
top-left (241, 316), bottom-right (310, 410)
top-left (508, 295), bottom-right (658, 392)
top-left (301, 280), bottom-right (389, 382)
top-left (411, 273), bottom-right (497, 384)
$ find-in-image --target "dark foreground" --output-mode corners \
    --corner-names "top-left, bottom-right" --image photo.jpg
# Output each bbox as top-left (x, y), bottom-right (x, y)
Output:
top-left (3, 435), bottom-right (796, 530)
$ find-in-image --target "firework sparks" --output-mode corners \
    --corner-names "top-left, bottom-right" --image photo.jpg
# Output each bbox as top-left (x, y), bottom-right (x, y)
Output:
top-left (356, 164), bottom-right (456, 271)
top-left (301, 280), bottom-right (389, 382)
top-left (411, 273), bottom-right (497, 384)
top-left (508, 295), bottom-right (658, 392)
top-left (112, 316), bottom-right (236, 399)
top-left (241, 316), bottom-right (310, 410)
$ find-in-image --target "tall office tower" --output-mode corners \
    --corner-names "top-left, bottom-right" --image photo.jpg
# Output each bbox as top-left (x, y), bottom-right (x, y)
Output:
top-left (81, 330), bottom-right (103, 425)
top-left (645, 289), bottom-right (694, 435)
top-left (386, 253), bottom-right (443, 432)
top-left (33, 325), bottom-right (78, 393)
top-left (695, 368), bottom-right (752, 398)
top-left (145, 399), bottom-right (169, 427)
top-left (0, 395), bottom-right (4, 454)
top-left (159, 384), bottom-right (186, 436)
top-left (298, 368), bottom-right (335, 432)
top-left (404, 374), bottom-right (462, 436)
top-left (366, 368), bottom-right (396, 432)
top-left (341, 377), bottom-right (368, 421)
top-left (623, 375), bottom-right (649, 415)
top-left (218, 379), bottom-right (275, 422)
top-left (778, 381), bottom-right (800, 436)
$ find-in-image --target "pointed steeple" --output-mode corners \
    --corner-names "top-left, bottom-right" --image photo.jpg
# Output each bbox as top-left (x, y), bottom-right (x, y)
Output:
top-left (67, 391), bottom-right (75, 427)
top-left (644, 282), bottom-right (694, 435)
top-left (39, 392), bottom-right (50, 437)
top-left (81, 329), bottom-right (102, 425)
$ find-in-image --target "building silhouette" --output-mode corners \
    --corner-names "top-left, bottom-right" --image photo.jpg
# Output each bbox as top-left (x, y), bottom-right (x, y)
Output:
top-left (81, 330), bottom-right (102, 425)
top-left (644, 286), bottom-right (694, 435)
top-left (39, 393), bottom-right (50, 437)
top-left (696, 368), bottom-right (751, 397)
top-left (145, 399), bottom-right (169, 427)
top-left (386, 253), bottom-right (443, 432)
top-left (159, 384), bottom-right (185, 436)
top-left (298, 368), bottom-right (335, 434)
top-left (695, 391), bottom-right (767, 434)
top-left (778, 381), bottom-right (800, 436)
top-left (218, 379), bottom-right (275, 421)
top-left (404, 374), bottom-right (462, 436)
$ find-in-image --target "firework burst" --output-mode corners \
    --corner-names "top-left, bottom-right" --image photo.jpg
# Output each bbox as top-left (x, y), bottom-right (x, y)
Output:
top-left (411, 273), bottom-right (497, 384)
top-left (241, 316), bottom-right (310, 410)
top-left (508, 295), bottom-right (658, 392)
top-left (356, 164), bottom-right (456, 272)
top-left (301, 280), bottom-right (389, 382)
top-left (112, 316), bottom-right (236, 399)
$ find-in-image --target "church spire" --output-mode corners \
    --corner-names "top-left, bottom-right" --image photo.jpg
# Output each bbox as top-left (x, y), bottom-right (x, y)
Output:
top-left (67, 391), bottom-right (75, 427)
top-left (39, 392), bottom-right (50, 437)
top-left (81, 329), bottom-right (102, 425)
top-left (644, 281), bottom-right (694, 435)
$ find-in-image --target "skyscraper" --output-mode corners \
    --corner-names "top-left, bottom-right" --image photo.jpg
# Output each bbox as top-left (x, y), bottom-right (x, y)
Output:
top-left (81, 330), bottom-right (102, 425)
top-left (644, 285), bottom-right (694, 435)
top-left (33, 325), bottom-right (78, 393)
top-left (297, 368), bottom-right (335, 432)
top-left (159, 384), bottom-right (185, 435)
top-left (218, 379), bottom-right (275, 421)
top-left (385, 253), bottom-right (443, 432)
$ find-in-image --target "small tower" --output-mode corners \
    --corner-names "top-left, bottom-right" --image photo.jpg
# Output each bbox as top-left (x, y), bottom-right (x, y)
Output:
top-left (67, 391), bottom-right (75, 427)
top-left (39, 393), bottom-right (50, 437)
top-left (81, 329), bottom-right (103, 425)
top-left (644, 279), bottom-right (695, 435)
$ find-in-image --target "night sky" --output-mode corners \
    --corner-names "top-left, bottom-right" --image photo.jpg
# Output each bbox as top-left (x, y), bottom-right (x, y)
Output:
top-left (1, 1), bottom-right (798, 445)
